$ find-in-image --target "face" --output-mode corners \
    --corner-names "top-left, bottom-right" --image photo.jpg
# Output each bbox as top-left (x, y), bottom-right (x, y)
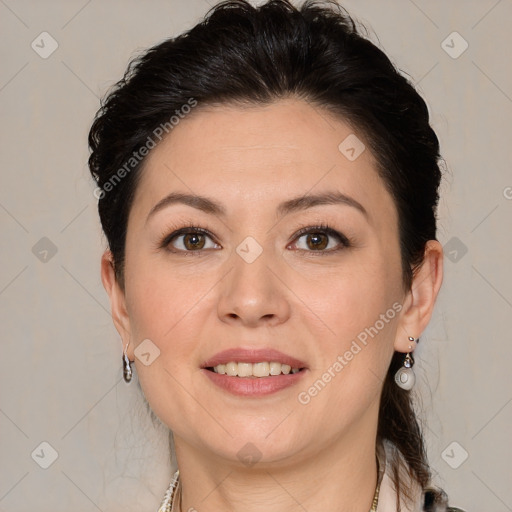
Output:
top-left (108, 98), bottom-right (414, 468)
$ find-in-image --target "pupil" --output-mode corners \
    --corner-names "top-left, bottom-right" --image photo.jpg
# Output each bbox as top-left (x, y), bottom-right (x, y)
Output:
top-left (308, 233), bottom-right (327, 250)
top-left (185, 233), bottom-right (204, 250)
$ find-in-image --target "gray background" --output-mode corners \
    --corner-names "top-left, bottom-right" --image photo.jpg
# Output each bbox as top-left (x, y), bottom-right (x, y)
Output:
top-left (1, 0), bottom-right (511, 511)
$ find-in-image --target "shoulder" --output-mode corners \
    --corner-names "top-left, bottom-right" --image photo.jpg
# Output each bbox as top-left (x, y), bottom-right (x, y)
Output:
top-left (378, 476), bottom-right (468, 512)
top-left (377, 440), bottom-right (468, 512)
top-left (422, 487), bottom-right (468, 512)
top-left (376, 441), bottom-right (423, 512)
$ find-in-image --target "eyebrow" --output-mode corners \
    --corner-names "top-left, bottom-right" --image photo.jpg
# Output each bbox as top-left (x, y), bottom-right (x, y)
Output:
top-left (146, 190), bottom-right (368, 225)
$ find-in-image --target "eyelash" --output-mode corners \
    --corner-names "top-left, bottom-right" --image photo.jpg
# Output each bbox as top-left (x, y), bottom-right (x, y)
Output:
top-left (158, 221), bottom-right (352, 256)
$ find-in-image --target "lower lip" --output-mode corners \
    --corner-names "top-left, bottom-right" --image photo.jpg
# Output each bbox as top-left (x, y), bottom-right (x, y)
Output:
top-left (201, 368), bottom-right (308, 396)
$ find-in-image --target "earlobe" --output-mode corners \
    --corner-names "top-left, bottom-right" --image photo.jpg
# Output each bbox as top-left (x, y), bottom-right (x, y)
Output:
top-left (100, 250), bottom-right (134, 359)
top-left (394, 240), bottom-right (444, 353)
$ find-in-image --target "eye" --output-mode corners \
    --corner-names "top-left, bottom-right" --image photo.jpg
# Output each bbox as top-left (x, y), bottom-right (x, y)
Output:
top-left (159, 222), bottom-right (351, 255)
top-left (161, 227), bottom-right (219, 253)
top-left (289, 223), bottom-right (351, 253)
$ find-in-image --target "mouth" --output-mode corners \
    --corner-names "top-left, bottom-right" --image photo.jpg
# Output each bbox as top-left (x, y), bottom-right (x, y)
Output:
top-left (204, 362), bottom-right (306, 378)
top-left (201, 364), bottom-right (308, 397)
top-left (200, 348), bottom-right (308, 395)
top-left (201, 347), bottom-right (308, 377)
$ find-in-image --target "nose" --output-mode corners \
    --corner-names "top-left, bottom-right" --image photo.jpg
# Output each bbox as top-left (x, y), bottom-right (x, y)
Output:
top-left (217, 244), bottom-right (291, 328)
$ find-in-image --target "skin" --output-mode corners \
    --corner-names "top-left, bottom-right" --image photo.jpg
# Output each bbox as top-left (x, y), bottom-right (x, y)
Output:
top-left (101, 98), bottom-right (443, 512)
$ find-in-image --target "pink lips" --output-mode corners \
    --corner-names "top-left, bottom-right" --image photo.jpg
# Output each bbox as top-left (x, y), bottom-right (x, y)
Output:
top-left (201, 348), bottom-right (308, 370)
top-left (202, 368), bottom-right (307, 396)
top-left (200, 347), bottom-right (308, 397)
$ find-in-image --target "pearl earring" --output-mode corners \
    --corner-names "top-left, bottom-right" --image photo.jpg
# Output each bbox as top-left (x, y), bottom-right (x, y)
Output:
top-left (394, 336), bottom-right (417, 390)
top-left (122, 342), bottom-right (133, 383)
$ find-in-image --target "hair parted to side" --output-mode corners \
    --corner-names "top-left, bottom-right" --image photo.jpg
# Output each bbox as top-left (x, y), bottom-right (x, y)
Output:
top-left (88, 0), bottom-right (445, 508)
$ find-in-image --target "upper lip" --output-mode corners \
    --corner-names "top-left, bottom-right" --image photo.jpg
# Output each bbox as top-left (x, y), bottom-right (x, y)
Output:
top-left (201, 348), bottom-right (308, 369)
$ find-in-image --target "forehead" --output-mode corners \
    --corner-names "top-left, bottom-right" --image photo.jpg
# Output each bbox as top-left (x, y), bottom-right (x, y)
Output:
top-left (130, 99), bottom-right (396, 226)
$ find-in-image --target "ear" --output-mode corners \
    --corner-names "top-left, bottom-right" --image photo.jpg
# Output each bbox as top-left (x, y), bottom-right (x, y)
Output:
top-left (100, 250), bottom-right (134, 360)
top-left (394, 240), bottom-right (444, 353)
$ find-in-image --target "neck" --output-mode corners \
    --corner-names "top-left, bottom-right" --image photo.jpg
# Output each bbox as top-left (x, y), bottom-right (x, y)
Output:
top-left (172, 424), bottom-right (380, 512)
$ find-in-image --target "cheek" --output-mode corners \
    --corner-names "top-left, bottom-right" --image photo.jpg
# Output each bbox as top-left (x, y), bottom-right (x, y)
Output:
top-left (123, 253), bottom-right (219, 388)
top-left (299, 278), bottom-right (397, 426)
top-left (295, 251), bottom-right (400, 346)
top-left (124, 266), bottom-right (204, 423)
top-left (292, 248), bottom-right (400, 411)
top-left (124, 250), bottom-right (202, 340)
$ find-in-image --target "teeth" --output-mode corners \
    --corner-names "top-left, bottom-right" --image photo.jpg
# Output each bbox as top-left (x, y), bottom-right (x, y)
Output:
top-left (237, 362), bottom-right (252, 377)
top-left (269, 361), bottom-right (282, 375)
top-left (226, 362), bottom-right (238, 376)
top-left (253, 362), bottom-right (270, 377)
top-left (211, 361), bottom-right (301, 377)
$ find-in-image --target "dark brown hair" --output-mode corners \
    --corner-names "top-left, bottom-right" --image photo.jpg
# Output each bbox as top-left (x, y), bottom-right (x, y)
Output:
top-left (88, 0), bottom-right (446, 508)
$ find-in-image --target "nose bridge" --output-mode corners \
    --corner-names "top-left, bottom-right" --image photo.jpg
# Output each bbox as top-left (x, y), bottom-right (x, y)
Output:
top-left (217, 234), bottom-right (290, 325)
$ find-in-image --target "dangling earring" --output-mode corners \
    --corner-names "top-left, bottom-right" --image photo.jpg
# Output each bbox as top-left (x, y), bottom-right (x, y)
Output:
top-left (394, 336), bottom-right (417, 390)
top-left (122, 341), bottom-right (133, 383)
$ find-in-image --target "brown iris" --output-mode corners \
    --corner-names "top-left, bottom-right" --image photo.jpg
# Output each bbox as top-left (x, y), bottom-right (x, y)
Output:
top-left (305, 232), bottom-right (329, 250)
top-left (183, 233), bottom-right (206, 250)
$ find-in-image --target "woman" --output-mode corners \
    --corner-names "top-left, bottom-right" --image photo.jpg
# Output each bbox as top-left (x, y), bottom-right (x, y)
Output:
top-left (88, 1), bottom-right (465, 510)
